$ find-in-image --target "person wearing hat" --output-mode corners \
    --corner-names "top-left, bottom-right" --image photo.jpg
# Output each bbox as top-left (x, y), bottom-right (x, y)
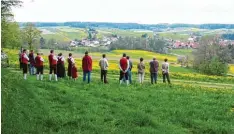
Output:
top-left (35, 52), bottom-right (44, 80)
top-left (82, 51), bottom-right (92, 83)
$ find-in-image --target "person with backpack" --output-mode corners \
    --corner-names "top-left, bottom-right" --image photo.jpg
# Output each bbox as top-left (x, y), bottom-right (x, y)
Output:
top-left (119, 53), bottom-right (129, 85)
top-left (57, 53), bottom-right (65, 78)
top-left (149, 58), bottom-right (159, 84)
top-left (137, 57), bottom-right (145, 84)
top-left (162, 58), bottom-right (171, 84)
top-left (82, 51), bottom-right (92, 83)
top-left (21, 49), bottom-right (29, 80)
top-left (99, 54), bottom-right (109, 83)
top-left (35, 52), bottom-right (44, 80)
top-left (67, 53), bottom-right (75, 79)
top-left (48, 50), bottom-right (58, 81)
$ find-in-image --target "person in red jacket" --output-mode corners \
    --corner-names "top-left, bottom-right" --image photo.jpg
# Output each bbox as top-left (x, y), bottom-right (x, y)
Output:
top-left (35, 52), bottom-right (44, 80)
top-left (71, 63), bottom-right (78, 81)
top-left (82, 51), bottom-right (92, 83)
top-left (119, 53), bottom-right (130, 85)
top-left (48, 50), bottom-right (58, 81)
top-left (21, 49), bottom-right (29, 80)
top-left (67, 53), bottom-right (75, 79)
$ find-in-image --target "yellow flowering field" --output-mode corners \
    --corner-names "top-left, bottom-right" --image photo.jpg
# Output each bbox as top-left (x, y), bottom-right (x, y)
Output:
top-left (229, 64), bottom-right (234, 74)
top-left (111, 50), bottom-right (177, 62)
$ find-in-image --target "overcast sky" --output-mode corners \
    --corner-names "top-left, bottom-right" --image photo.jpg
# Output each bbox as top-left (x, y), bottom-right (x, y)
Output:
top-left (12, 0), bottom-right (234, 24)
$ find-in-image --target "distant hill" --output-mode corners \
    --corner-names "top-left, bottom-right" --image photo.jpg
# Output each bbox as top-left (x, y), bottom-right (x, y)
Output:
top-left (18, 22), bottom-right (234, 30)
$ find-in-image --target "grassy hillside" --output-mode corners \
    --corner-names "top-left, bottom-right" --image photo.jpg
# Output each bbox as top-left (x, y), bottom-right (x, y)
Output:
top-left (40, 27), bottom-right (156, 41)
top-left (41, 27), bottom-right (87, 41)
top-left (2, 68), bottom-right (234, 133)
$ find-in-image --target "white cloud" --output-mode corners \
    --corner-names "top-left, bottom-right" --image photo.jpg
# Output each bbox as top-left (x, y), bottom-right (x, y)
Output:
top-left (12, 0), bottom-right (234, 24)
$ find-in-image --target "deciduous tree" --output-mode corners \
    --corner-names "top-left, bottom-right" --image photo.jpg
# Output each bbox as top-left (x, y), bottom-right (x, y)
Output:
top-left (21, 23), bottom-right (42, 49)
top-left (193, 35), bottom-right (231, 75)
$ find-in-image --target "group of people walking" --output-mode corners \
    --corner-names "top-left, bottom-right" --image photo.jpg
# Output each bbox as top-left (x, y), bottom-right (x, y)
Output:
top-left (19, 48), bottom-right (171, 84)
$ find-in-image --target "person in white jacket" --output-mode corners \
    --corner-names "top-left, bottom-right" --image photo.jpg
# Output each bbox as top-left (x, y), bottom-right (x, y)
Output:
top-left (99, 54), bottom-right (109, 83)
top-left (162, 58), bottom-right (171, 84)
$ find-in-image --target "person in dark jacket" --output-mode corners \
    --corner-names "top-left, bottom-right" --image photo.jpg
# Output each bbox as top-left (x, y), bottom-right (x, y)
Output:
top-left (82, 51), bottom-right (92, 83)
top-left (149, 58), bottom-right (159, 84)
top-left (57, 53), bottom-right (65, 78)
top-left (126, 56), bottom-right (133, 84)
top-left (28, 50), bottom-right (36, 75)
top-left (67, 53), bottom-right (75, 79)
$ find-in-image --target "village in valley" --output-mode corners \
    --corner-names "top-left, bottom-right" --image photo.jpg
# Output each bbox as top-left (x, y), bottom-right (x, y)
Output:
top-left (38, 26), bottom-right (234, 51)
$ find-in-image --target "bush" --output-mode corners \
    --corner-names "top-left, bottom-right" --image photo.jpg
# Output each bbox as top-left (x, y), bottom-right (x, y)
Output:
top-left (196, 57), bottom-right (229, 76)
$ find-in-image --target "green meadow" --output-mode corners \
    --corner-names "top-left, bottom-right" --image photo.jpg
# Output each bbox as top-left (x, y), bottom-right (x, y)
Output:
top-left (2, 68), bottom-right (234, 134)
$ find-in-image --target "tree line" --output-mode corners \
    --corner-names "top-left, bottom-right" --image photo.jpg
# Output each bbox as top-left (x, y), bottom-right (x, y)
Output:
top-left (18, 22), bottom-right (234, 30)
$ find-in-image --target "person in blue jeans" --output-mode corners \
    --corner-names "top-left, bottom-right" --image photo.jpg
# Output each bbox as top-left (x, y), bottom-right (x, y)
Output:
top-left (83, 71), bottom-right (91, 83)
top-left (28, 50), bottom-right (36, 75)
top-left (149, 58), bottom-right (159, 84)
top-left (82, 51), bottom-right (92, 83)
top-left (126, 56), bottom-right (133, 84)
